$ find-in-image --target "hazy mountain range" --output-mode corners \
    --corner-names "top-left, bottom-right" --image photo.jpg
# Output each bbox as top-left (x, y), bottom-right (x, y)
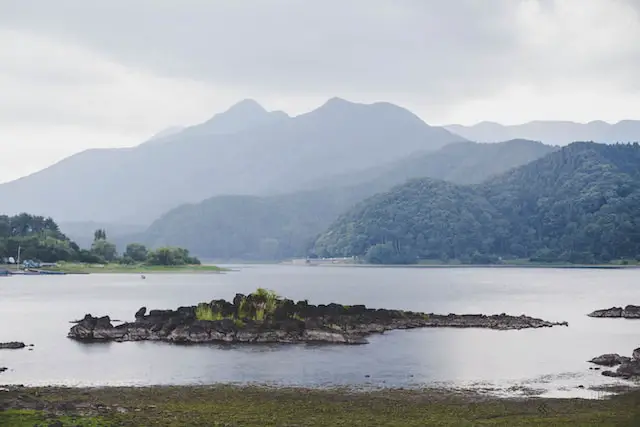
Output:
top-left (131, 139), bottom-right (553, 260)
top-left (445, 120), bottom-right (640, 146)
top-left (0, 98), bottom-right (462, 225)
top-left (2, 97), bottom-right (640, 260)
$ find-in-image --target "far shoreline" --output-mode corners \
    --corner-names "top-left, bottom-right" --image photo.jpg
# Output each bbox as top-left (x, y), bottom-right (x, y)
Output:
top-left (280, 261), bottom-right (640, 270)
top-left (2, 263), bottom-right (228, 275)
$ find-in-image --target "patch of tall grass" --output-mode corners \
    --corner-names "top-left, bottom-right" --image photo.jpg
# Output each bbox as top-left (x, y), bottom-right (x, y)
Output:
top-left (195, 303), bottom-right (224, 321)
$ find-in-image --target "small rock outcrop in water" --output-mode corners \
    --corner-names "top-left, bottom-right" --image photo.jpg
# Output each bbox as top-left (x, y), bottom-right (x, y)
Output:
top-left (590, 347), bottom-right (640, 379)
top-left (0, 342), bottom-right (26, 350)
top-left (587, 305), bottom-right (640, 318)
top-left (67, 289), bottom-right (568, 345)
top-left (589, 354), bottom-right (631, 367)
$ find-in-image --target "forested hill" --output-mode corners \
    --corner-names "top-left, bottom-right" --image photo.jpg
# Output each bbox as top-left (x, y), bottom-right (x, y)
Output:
top-left (134, 189), bottom-right (365, 261)
top-left (133, 140), bottom-right (553, 260)
top-left (313, 142), bottom-right (640, 264)
top-left (0, 214), bottom-right (80, 262)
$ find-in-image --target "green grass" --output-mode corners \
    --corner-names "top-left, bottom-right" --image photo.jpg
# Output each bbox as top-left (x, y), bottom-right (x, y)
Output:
top-left (38, 262), bottom-right (225, 274)
top-left (1, 386), bottom-right (640, 426)
top-left (0, 409), bottom-right (109, 427)
top-left (195, 304), bottom-right (224, 321)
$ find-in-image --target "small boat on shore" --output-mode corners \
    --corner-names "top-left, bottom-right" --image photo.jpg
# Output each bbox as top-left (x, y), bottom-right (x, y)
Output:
top-left (29, 269), bottom-right (67, 275)
top-left (4, 269), bottom-right (67, 276)
top-left (8, 270), bottom-right (39, 275)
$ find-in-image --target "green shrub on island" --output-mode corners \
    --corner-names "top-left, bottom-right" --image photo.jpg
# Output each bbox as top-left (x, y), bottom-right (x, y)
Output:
top-left (252, 288), bottom-right (279, 321)
top-left (195, 303), bottom-right (223, 321)
top-left (195, 288), bottom-right (282, 323)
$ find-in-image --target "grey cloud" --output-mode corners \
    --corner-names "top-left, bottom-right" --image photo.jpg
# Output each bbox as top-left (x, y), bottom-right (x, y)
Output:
top-left (0, 0), bottom-right (526, 104)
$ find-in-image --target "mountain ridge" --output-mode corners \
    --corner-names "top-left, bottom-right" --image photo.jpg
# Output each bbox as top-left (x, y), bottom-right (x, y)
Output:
top-left (314, 142), bottom-right (640, 264)
top-left (445, 120), bottom-right (640, 146)
top-left (123, 139), bottom-right (553, 260)
top-left (0, 98), bottom-right (463, 224)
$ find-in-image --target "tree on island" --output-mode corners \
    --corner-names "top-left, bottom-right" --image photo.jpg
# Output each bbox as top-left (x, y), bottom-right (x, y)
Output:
top-left (146, 247), bottom-right (201, 266)
top-left (124, 243), bottom-right (149, 263)
top-left (93, 229), bottom-right (107, 241)
top-left (90, 229), bottom-right (117, 262)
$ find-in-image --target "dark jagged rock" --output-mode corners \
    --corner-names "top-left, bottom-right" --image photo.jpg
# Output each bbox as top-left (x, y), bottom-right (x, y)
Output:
top-left (0, 342), bottom-right (26, 350)
top-left (588, 305), bottom-right (640, 318)
top-left (68, 291), bottom-right (568, 346)
top-left (616, 361), bottom-right (640, 378)
top-left (589, 354), bottom-right (630, 367)
top-left (0, 367), bottom-right (7, 373)
top-left (590, 348), bottom-right (640, 379)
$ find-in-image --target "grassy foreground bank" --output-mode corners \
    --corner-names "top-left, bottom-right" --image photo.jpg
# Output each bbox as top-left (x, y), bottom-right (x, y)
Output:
top-left (2, 386), bottom-right (640, 426)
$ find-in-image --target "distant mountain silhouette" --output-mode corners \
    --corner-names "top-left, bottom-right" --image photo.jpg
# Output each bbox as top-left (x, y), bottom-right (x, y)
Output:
top-left (129, 139), bottom-right (552, 260)
top-left (302, 139), bottom-right (556, 191)
top-left (145, 126), bottom-right (186, 143)
top-left (0, 98), bottom-right (463, 224)
top-left (445, 120), bottom-right (640, 146)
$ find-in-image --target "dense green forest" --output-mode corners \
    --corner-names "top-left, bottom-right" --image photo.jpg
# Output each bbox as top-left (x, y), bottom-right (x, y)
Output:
top-left (314, 142), bottom-right (640, 264)
top-left (0, 213), bottom-right (81, 263)
top-left (137, 191), bottom-right (360, 261)
top-left (0, 214), bottom-right (198, 266)
top-left (137, 140), bottom-right (552, 260)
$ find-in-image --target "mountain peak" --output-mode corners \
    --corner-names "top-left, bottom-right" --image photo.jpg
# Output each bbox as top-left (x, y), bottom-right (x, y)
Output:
top-left (198, 99), bottom-right (279, 133)
top-left (316, 97), bottom-right (358, 111)
top-left (313, 97), bottom-right (411, 116)
top-left (325, 96), bottom-right (353, 105)
top-left (226, 99), bottom-right (267, 114)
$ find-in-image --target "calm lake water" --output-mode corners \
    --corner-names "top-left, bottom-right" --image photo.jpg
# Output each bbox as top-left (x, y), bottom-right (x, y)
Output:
top-left (0, 265), bottom-right (638, 398)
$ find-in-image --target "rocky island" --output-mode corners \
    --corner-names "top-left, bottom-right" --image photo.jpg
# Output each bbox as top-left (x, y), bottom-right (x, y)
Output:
top-left (589, 348), bottom-right (640, 379)
top-left (0, 341), bottom-right (26, 349)
top-left (587, 305), bottom-right (640, 318)
top-left (68, 289), bottom-right (568, 345)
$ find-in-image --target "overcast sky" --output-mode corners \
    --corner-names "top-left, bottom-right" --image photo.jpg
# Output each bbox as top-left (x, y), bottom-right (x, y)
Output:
top-left (1, 0), bottom-right (640, 183)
